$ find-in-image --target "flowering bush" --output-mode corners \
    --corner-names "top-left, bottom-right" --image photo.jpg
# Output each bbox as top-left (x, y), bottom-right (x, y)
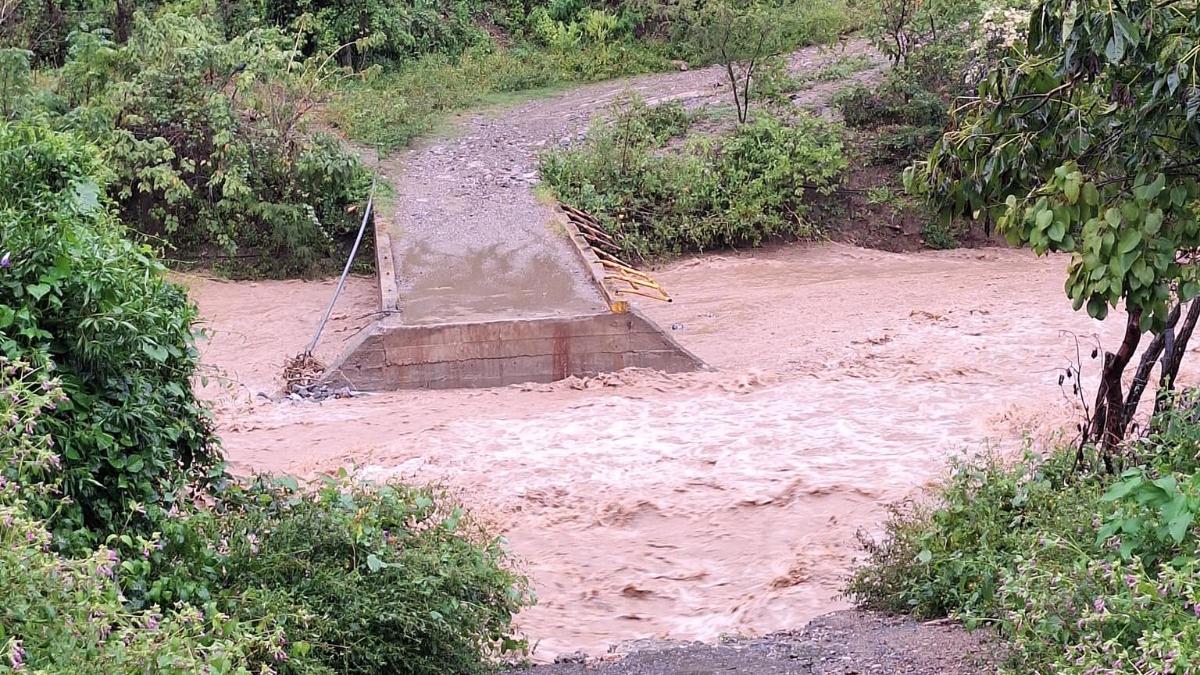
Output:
top-left (0, 120), bottom-right (220, 551)
top-left (0, 360), bottom-right (283, 674)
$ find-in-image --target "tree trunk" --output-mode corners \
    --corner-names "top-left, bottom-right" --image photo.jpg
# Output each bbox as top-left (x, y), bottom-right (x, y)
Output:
top-left (724, 60), bottom-right (745, 123)
top-left (1122, 302), bottom-right (1182, 433)
top-left (114, 0), bottom-right (133, 43)
top-left (1155, 298), bottom-right (1200, 414)
top-left (1089, 308), bottom-right (1143, 470)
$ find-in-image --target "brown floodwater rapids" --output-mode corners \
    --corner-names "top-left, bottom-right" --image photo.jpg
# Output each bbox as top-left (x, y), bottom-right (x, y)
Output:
top-left (182, 242), bottom-right (1198, 662)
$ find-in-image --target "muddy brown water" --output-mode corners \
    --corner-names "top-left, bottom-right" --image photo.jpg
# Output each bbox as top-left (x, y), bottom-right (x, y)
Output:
top-left (183, 243), bottom-right (1194, 663)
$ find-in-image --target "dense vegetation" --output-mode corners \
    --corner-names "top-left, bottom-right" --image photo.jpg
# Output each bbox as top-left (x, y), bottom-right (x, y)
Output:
top-left (0, 121), bottom-right (530, 673)
top-left (535, 0), bottom-right (1046, 258)
top-left (1, 0), bottom-right (859, 275)
top-left (908, 0), bottom-right (1200, 460)
top-left (0, 121), bottom-right (218, 551)
top-left (543, 98), bottom-right (845, 258)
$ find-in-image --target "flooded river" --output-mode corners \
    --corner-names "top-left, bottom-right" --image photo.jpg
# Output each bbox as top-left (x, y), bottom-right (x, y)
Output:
top-left (185, 243), bottom-right (1176, 661)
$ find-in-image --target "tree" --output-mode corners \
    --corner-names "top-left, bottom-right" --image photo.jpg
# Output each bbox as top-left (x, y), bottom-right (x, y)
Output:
top-left (906, 0), bottom-right (1200, 468)
top-left (690, 0), bottom-right (789, 123)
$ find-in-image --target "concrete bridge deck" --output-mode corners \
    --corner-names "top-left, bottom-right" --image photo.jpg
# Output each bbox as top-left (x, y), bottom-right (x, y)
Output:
top-left (324, 103), bottom-right (704, 390)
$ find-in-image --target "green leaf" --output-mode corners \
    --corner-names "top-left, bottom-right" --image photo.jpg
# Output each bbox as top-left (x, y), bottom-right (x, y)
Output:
top-left (1112, 13), bottom-right (1140, 49)
top-left (1083, 182), bottom-right (1100, 206)
top-left (1118, 228), bottom-right (1142, 254)
top-left (25, 283), bottom-right (50, 300)
top-left (917, 549), bottom-right (933, 564)
top-left (142, 343), bottom-right (169, 362)
top-left (366, 553), bottom-right (386, 572)
top-left (1105, 208), bottom-right (1122, 227)
top-left (1172, 186), bottom-right (1188, 206)
top-left (1143, 210), bottom-right (1163, 235)
top-left (71, 180), bottom-right (101, 215)
top-left (1049, 220), bottom-right (1066, 243)
top-left (1133, 260), bottom-right (1153, 287)
top-left (1167, 511), bottom-right (1193, 544)
top-left (1106, 35), bottom-right (1125, 63)
top-left (1102, 476), bottom-right (1143, 502)
top-left (1087, 295), bottom-right (1109, 320)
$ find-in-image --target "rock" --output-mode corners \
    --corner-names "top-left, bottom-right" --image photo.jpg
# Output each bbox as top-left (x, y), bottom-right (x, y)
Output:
top-left (554, 651), bottom-right (588, 664)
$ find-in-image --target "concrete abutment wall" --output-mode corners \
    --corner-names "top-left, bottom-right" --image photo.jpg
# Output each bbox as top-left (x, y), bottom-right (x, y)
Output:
top-left (323, 309), bottom-right (705, 391)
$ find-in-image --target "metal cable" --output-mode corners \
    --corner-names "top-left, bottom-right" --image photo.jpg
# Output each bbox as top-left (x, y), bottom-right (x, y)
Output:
top-left (306, 176), bottom-right (377, 356)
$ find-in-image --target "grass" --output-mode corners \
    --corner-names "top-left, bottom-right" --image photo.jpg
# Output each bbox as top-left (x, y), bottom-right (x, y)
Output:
top-left (324, 43), bottom-right (671, 153)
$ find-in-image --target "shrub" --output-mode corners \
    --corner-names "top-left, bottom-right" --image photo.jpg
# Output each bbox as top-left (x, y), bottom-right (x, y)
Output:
top-left (542, 100), bottom-right (845, 258)
top-left (920, 220), bottom-right (961, 249)
top-left (0, 120), bottom-right (219, 550)
top-left (835, 78), bottom-right (947, 129)
top-left (127, 477), bottom-right (533, 675)
top-left (42, 13), bottom-right (372, 277)
top-left (247, 0), bottom-right (489, 68)
top-left (848, 399), bottom-right (1200, 671)
top-left (1, 505), bottom-right (287, 674)
top-left (0, 360), bottom-right (284, 674)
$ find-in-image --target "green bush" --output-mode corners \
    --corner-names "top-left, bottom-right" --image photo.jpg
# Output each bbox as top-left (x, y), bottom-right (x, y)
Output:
top-left (920, 220), bottom-right (961, 249)
top-left (541, 99), bottom-right (845, 258)
top-left (0, 120), bottom-right (219, 550)
top-left (243, 0), bottom-right (489, 68)
top-left (37, 13), bottom-right (372, 277)
top-left (1, 505), bottom-right (286, 674)
top-left (835, 78), bottom-right (947, 129)
top-left (125, 477), bottom-right (533, 675)
top-left (848, 398), bottom-right (1200, 672)
top-left (0, 359), bottom-right (284, 674)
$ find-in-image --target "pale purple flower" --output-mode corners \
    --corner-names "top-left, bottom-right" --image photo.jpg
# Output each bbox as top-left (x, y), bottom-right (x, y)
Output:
top-left (9, 639), bottom-right (24, 670)
top-left (0, 253), bottom-right (11, 269)
top-left (1093, 596), bottom-right (1106, 614)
